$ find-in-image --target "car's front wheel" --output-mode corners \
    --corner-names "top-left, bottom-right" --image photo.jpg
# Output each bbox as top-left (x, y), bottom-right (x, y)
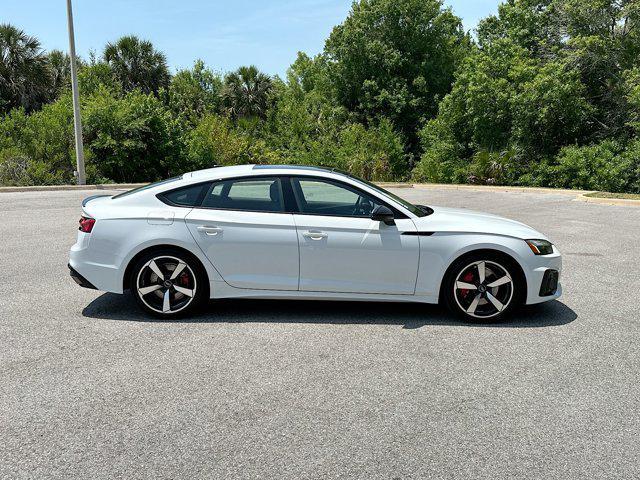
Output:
top-left (443, 252), bottom-right (524, 322)
top-left (130, 249), bottom-right (208, 318)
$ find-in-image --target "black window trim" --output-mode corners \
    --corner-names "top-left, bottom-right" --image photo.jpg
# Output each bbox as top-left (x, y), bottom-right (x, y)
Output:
top-left (156, 181), bottom-right (212, 208)
top-left (156, 173), bottom-right (411, 219)
top-left (199, 175), bottom-right (288, 214)
top-left (288, 175), bottom-right (409, 220)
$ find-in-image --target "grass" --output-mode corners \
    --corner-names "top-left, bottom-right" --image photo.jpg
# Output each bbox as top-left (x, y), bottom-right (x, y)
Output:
top-left (585, 192), bottom-right (640, 201)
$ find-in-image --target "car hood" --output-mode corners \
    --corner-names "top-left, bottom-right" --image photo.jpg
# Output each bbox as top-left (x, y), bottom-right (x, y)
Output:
top-left (413, 206), bottom-right (547, 240)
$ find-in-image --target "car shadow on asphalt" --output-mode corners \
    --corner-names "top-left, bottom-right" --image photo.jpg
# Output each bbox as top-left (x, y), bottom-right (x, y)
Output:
top-left (82, 293), bottom-right (577, 329)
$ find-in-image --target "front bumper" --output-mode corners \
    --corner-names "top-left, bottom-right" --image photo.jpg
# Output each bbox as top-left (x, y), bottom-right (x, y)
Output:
top-left (524, 248), bottom-right (563, 305)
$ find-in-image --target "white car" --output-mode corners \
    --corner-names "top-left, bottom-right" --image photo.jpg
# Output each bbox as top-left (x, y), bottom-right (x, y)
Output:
top-left (69, 165), bottom-right (562, 321)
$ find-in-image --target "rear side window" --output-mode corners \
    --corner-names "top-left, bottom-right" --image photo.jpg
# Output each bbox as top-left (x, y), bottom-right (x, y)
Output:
top-left (202, 177), bottom-right (284, 213)
top-left (158, 183), bottom-right (209, 207)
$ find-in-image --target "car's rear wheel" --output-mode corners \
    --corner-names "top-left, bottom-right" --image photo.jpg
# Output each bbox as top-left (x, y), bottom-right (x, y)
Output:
top-left (443, 252), bottom-right (523, 322)
top-left (130, 249), bottom-right (207, 318)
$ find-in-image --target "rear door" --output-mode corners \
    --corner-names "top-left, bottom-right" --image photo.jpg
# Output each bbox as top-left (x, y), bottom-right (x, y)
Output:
top-left (290, 176), bottom-right (419, 294)
top-left (185, 177), bottom-right (299, 291)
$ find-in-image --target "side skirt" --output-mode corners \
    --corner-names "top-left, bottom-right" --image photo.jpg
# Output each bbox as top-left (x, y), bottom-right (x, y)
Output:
top-left (209, 280), bottom-right (438, 304)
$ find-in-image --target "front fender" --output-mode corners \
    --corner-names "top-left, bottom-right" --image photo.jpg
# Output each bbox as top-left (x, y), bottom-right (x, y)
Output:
top-left (415, 232), bottom-right (535, 299)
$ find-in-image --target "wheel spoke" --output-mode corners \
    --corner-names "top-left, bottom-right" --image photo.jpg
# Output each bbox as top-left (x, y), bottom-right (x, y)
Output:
top-left (487, 276), bottom-right (511, 288)
top-left (466, 294), bottom-right (481, 314)
top-left (456, 281), bottom-right (477, 290)
top-left (170, 262), bottom-right (187, 280)
top-left (173, 285), bottom-right (194, 297)
top-left (162, 288), bottom-right (171, 312)
top-left (486, 292), bottom-right (505, 312)
top-left (138, 284), bottom-right (162, 296)
top-left (477, 262), bottom-right (486, 283)
top-left (148, 260), bottom-right (165, 280)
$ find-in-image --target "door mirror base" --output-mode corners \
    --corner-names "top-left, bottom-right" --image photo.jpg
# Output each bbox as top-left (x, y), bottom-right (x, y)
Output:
top-left (371, 205), bottom-right (395, 226)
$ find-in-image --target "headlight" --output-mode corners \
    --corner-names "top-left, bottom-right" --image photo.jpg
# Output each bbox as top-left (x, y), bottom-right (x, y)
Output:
top-left (526, 239), bottom-right (554, 255)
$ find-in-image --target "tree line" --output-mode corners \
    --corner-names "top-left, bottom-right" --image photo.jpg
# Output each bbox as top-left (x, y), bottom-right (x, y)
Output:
top-left (1, 0), bottom-right (639, 192)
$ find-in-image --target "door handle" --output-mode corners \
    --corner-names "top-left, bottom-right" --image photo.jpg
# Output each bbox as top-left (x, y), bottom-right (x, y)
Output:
top-left (197, 225), bottom-right (223, 236)
top-left (303, 230), bottom-right (328, 240)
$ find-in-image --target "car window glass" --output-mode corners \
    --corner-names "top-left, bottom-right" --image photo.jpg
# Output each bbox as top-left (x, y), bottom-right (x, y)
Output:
top-left (202, 178), bottom-right (283, 213)
top-left (160, 183), bottom-right (207, 207)
top-left (293, 178), bottom-right (381, 217)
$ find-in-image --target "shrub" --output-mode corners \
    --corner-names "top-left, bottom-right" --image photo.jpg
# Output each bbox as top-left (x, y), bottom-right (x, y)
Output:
top-left (186, 114), bottom-right (281, 169)
top-left (0, 147), bottom-right (30, 185)
top-left (333, 119), bottom-right (407, 181)
top-left (83, 88), bottom-right (184, 182)
top-left (412, 118), bottom-right (463, 183)
top-left (619, 140), bottom-right (640, 193)
top-left (465, 149), bottom-right (520, 185)
top-left (550, 141), bottom-right (630, 192)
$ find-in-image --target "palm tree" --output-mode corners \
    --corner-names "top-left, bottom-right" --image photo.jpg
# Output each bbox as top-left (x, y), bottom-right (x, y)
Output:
top-left (0, 24), bottom-right (51, 114)
top-left (103, 35), bottom-right (170, 95)
top-left (46, 50), bottom-right (71, 100)
top-left (221, 65), bottom-right (272, 120)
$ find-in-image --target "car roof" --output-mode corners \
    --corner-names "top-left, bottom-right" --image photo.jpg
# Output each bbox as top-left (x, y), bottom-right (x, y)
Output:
top-left (184, 164), bottom-right (344, 181)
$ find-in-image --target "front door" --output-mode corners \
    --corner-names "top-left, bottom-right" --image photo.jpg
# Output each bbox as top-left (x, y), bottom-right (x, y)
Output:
top-left (290, 177), bottom-right (419, 294)
top-left (185, 177), bottom-right (299, 291)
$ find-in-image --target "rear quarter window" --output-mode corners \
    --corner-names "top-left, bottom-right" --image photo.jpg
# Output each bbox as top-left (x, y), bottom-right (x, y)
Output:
top-left (158, 183), bottom-right (209, 207)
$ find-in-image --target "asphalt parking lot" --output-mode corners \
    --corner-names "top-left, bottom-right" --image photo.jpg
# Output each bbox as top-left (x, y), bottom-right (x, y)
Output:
top-left (1, 186), bottom-right (639, 479)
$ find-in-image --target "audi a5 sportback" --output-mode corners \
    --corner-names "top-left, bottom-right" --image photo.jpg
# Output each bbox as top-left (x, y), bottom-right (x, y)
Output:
top-left (69, 165), bottom-right (562, 321)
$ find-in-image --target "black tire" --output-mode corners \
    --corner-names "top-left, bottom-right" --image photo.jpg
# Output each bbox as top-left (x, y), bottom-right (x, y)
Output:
top-left (129, 248), bottom-right (208, 318)
top-left (442, 251), bottom-right (525, 323)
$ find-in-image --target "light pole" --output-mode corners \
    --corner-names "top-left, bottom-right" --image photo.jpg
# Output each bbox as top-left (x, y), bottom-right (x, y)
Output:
top-left (66, 0), bottom-right (86, 185)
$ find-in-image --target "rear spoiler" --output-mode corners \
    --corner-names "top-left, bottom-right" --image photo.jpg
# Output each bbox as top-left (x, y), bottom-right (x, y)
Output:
top-left (82, 194), bottom-right (111, 207)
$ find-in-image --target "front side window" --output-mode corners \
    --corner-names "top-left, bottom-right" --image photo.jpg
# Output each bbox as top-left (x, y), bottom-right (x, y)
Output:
top-left (201, 177), bottom-right (284, 213)
top-left (292, 177), bottom-right (383, 217)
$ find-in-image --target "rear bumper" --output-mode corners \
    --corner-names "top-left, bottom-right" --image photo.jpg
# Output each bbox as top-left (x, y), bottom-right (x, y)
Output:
top-left (69, 232), bottom-right (124, 293)
top-left (68, 264), bottom-right (97, 289)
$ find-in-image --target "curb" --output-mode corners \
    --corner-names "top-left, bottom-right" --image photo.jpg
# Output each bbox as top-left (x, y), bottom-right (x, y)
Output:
top-left (411, 183), bottom-right (594, 196)
top-left (575, 193), bottom-right (640, 207)
top-left (1, 181), bottom-right (637, 206)
top-left (376, 182), bottom-right (414, 188)
top-left (0, 183), bottom-right (145, 193)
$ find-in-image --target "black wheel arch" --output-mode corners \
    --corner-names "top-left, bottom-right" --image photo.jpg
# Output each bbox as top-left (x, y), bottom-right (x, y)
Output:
top-left (438, 248), bottom-right (527, 305)
top-left (123, 244), bottom-right (209, 292)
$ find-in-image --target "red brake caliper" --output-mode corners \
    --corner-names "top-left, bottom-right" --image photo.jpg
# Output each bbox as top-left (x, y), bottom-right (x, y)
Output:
top-left (460, 271), bottom-right (474, 298)
top-left (180, 272), bottom-right (190, 286)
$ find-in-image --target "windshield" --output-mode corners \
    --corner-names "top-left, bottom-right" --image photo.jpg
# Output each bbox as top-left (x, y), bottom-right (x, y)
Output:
top-left (112, 176), bottom-right (182, 199)
top-left (343, 174), bottom-right (431, 217)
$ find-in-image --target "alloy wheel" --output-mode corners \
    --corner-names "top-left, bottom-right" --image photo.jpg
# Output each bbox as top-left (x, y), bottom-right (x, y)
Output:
top-left (453, 260), bottom-right (514, 319)
top-left (135, 255), bottom-right (197, 314)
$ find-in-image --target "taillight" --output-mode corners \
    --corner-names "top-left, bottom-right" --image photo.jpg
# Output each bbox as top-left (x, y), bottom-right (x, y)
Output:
top-left (79, 216), bottom-right (96, 233)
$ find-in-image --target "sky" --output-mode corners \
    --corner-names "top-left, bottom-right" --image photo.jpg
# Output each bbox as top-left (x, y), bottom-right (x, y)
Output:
top-left (2, 0), bottom-right (499, 77)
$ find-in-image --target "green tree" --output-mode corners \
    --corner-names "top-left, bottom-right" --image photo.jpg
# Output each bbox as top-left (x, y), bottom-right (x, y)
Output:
top-left (46, 50), bottom-right (71, 101)
top-left (415, 0), bottom-right (639, 188)
top-left (266, 53), bottom-right (346, 158)
top-left (83, 88), bottom-right (183, 182)
top-left (0, 24), bottom-right (51, 114)
top-left (221, 65), bottom-right (273, 120)
top-left (187, 114), bottom-right (281, 169)
top-left (166, 60), bottom-right (222, 125)
top-left (324, 0), bottom-right (468, 154)
top-left (103, 35), bottom-right (170, 95)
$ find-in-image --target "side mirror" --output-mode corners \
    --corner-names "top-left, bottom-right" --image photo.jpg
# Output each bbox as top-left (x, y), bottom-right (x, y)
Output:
top-left (371, 205), bottom-right (395, 226)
